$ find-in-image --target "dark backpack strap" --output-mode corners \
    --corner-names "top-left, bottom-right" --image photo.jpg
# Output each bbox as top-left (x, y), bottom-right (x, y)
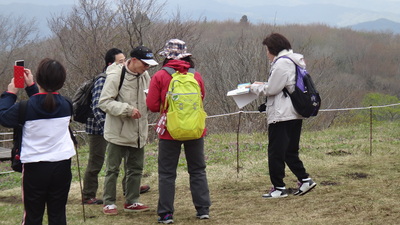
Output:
top-left (18, 100), bottom-right (28, 126)
top-left (118, 67), bottom-right (126, 91)
top-left (15, 100), bottom-right (28, 156)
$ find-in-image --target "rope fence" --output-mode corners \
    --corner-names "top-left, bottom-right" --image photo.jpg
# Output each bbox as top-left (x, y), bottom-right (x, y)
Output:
top-left (1, 103), bottom-right (399, 175)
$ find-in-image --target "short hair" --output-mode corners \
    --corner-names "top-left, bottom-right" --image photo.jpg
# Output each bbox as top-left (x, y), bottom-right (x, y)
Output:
top-left (262, 33), bottom-right (292, 56)
top-left (104, 48), bottom-right (123, 71)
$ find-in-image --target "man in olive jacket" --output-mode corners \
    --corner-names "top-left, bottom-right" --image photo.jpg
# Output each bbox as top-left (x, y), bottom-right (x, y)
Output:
top-left (99, 46), bottom-right (158, 215)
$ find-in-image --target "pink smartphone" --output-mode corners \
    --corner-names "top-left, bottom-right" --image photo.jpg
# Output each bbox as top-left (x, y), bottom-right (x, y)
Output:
top-left (14, 60), bottom-right (25, 88)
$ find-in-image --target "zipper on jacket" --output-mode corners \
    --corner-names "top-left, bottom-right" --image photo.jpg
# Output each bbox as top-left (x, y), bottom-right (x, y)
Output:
top-left (137, 77), bottom-right (140, 148)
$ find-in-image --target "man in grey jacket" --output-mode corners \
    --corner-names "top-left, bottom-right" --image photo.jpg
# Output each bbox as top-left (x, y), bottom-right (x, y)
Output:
top-left (99, 46), bottom-right (158, 215)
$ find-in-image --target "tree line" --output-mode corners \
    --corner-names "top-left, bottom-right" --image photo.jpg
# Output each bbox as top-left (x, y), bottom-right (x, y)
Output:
top-left (1, 0), bottom-right (399, 133)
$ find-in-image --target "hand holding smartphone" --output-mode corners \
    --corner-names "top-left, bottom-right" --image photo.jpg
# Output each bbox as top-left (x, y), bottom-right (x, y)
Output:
top-left (14, 60), bottom-right (25, 88)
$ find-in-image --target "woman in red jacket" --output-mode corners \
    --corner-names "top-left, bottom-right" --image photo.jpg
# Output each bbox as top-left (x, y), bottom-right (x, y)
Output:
top-left (146, 39), bottom-right (211, 224)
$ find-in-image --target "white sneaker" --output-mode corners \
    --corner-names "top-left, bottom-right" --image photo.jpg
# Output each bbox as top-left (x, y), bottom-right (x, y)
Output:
top-left (262, 187), bottom-right (288, 199)
top-left (196, 214), bottom-right (210, 219)
top-left (294, 178), bottom-right (317, 196)
top-left (103, 204), bottom-right (118, 215)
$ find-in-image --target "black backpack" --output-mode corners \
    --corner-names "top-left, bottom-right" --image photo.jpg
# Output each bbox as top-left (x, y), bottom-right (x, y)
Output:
top-left (281, 56), bottom-right (321, 118)
top-left (72, 67), bottom-right (126, 123)
top-left (11, 100), bottom-right (27, 172)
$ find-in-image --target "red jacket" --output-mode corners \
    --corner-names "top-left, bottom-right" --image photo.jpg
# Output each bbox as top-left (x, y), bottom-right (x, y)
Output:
top-left (146, 60), bottom-right (206, 140)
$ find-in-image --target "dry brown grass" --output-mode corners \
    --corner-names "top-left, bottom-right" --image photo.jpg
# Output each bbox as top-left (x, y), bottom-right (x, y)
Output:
top-left (1, 121), bottom-right (400, 225)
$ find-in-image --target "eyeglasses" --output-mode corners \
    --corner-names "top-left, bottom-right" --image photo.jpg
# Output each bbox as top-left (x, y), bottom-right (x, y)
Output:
top-left (140, 60), bottom-right (150, 68)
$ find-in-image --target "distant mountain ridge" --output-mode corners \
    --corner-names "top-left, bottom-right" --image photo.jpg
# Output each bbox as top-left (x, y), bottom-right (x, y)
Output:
top-left (1, 2), bottom-right (400, 37)
top-left (349, 18), bottom-right (400, 34)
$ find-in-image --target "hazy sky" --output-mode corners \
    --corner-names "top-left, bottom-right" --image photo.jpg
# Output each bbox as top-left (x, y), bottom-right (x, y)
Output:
top-left (1, 0), bottom-right (399, 36)
top-left (1, 0), bottom-right (400, 13)
top-left (1, 0), bottom-right (399, 16)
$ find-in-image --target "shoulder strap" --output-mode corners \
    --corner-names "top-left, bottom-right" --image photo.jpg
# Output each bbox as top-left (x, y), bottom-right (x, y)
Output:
top-left (162, 67), bottom-right (196, 75)
top-left (280, 55), bottom-right (295, 64)
top-left (118, 67), bottom-right (126, 91)
top-left (95, 72), bottom-right (106, 79)
top-left (278, 56), bottom-right (298, 97)
top-left (162, 67), bottom-right (175, 75)
top-left (188, 68), bottom-right (195, 74)
top-left (14, 100), bottom-right (28, 156)
top-left (18, 100), bottom-right (28, 126)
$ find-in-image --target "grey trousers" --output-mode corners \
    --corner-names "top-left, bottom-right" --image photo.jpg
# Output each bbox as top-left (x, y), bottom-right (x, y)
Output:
top-left (82, 134), bottom-right (107, 199)
top-left (157, 138), bottom-right (211, 216)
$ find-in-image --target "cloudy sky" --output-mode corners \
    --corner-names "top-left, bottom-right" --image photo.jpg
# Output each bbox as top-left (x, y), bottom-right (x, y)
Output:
top-left (212, 0), bottom-right (400, 13)
top-left (1, 0), bottom-right (400, 14)
top-left (1, 0), bottom-right (400, 26)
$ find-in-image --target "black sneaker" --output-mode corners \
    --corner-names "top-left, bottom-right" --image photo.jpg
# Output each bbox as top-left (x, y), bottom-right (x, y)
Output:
top-left (158, 213), bottom-right (174, 224)
top-left (293, 178), bottom-right (317, 196)
top-left (262, 187), bottom-right (288, 199)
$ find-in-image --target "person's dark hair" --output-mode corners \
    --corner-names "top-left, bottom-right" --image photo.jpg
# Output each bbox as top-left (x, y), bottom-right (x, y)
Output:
top-left (36, 58), bottom-right (67, 112)
top-left (162, 56), bottom-right (195, 68)
top-left (103, 48), bottom-right (123, 71)
top-left (262, 33), bottom-right (292, 56)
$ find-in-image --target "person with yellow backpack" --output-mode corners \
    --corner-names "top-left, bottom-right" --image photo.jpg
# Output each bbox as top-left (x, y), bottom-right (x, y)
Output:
top-left (146, 39), bottom-right (211, 224)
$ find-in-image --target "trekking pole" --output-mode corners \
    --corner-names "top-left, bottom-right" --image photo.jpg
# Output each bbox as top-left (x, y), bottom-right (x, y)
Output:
top-left (75, 146), bottom-right (86, 222)
top-left (70, 128), bottom-right (86, 222)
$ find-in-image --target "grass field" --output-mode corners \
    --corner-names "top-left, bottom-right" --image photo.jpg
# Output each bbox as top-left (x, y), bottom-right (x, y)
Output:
top-left (0, 121), bottom-right (399, 225)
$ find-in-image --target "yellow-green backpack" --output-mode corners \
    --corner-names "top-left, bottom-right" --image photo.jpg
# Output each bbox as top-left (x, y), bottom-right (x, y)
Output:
top-left (162, 67), bottom-right (207, 141)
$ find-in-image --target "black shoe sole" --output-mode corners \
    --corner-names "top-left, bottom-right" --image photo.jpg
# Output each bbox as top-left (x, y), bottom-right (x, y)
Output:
top-left (295, 183), bottom-right (317, 196)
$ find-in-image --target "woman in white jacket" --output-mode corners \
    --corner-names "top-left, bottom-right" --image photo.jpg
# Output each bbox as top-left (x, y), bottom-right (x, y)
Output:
top-left (249, 33), bottom-right (317, 199)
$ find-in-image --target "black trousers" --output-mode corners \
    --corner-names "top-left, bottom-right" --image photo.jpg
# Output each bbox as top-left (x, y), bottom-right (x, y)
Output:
top-left (268, 119), bottom-right (309, 187)
top-left (22, 159), bottom-right (72, 225)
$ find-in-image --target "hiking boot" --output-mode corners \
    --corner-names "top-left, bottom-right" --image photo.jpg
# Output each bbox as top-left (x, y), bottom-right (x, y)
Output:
top-left (124, 203), bottom-right (150, 212)
top-left (140, 185), bottom-right (150, 194)
top-left (103, 204), bottom-right (118, 215)
top-left (82, 197), bottom-right (103, 205)
top-left (294, 178), bottom-right (317, 196)
top-left (262, 187), bottom-right (288, 199)
top-left (196, 213), bottom-right (210, 220)
top-left (158, 213), bottom-right (174, 224)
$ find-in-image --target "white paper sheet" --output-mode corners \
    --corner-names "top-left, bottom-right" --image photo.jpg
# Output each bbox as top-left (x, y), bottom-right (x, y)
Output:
top-left (227, 83), bottom-right (258, 109)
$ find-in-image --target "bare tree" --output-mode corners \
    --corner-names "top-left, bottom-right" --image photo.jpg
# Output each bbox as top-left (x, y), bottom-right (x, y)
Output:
top-left (117, 0), bottom-right (166, 48)
top-left (0, 15), bottom-right (38, 80)
top-left (48, 0), bottom-right (122, 90)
